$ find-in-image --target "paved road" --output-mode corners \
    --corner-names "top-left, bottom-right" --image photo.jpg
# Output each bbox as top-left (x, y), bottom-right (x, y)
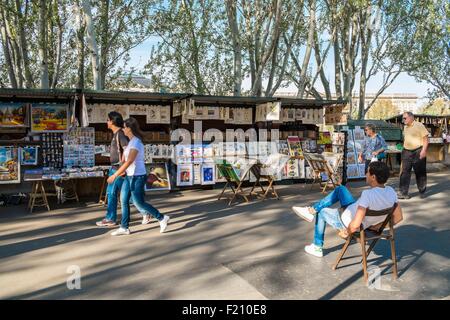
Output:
top-left (0, 172), bottom-right (449, 299)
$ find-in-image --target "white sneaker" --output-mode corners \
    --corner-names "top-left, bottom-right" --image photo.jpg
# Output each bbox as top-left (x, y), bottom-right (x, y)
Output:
top-left (304, 243), bottom-right (323, 257)
top-left (111, 227), bottom-right (130, 236)
top-left (159, 215), bottom-right (170, 233)
top-left (142, 215), bottom-right (151, 225)
top-left (292, 206), bottom-right (316, 222)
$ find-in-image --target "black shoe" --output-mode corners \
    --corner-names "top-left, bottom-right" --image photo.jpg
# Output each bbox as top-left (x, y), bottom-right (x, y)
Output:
top-left (397, 193), bottom-right (411, 200)
top-left (419, 192), bottom-right (426, 199)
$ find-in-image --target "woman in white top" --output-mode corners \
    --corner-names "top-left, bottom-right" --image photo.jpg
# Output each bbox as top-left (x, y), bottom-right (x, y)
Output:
top-left (107, 117), bottom-right (170, 235)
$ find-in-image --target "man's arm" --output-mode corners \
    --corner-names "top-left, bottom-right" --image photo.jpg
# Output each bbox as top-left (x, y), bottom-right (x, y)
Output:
top-left (420, 135), bottom-right (429, 159)
top-left (347, 206), bottom-right (367, 234)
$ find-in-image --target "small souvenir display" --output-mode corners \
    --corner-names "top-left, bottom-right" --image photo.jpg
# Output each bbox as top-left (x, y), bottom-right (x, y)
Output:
top-left (41, 133), bottom-right (64, 168)
top-left (31, 104), bottom-right (69, 132)
top-left (0, 103), bottom-right (27, 127)
top-left (347, 164), bottom-right (360, 179)
top-left (63, 127), bottom-right (95, 168)
top-left (20, 146), bottom-right (39, 165)
top-left (332, 132), bottom-right (345, 145)
top-left (144, 163), bottom-right (171, 191)
top-left (0, 146), bottom-right (20, 184)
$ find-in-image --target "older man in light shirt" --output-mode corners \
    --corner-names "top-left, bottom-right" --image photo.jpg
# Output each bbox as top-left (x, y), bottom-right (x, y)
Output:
top-left (398, 112), bottom-right (429, 199)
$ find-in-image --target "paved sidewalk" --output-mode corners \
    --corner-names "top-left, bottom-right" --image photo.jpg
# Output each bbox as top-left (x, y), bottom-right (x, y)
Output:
top-left (0, 172), bottom-right (449, 299)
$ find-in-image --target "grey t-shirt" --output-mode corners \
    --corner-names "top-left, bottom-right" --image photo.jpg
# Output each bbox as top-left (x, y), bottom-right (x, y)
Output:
top-left (110, 130), bottom-right (129, 165)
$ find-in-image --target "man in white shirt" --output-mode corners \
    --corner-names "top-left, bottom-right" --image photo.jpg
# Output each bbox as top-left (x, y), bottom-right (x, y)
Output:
top-left (292, 161), bottom-right (403, 257)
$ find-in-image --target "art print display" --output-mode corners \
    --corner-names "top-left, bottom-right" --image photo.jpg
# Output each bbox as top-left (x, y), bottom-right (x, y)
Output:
top-left (287, 136), bottom-right (303, 158)
top-left (175, 144), bottom-right (192, 164)
top-left (144, 163), bottom-right (171, 191)
top-left (318, 132), bottom-right (332, 145)
top-left (358, 164), bottom-right (366, 178)
top-left (63, 128), bottom-right (95, 168)
top-left (31, 104), bottom-right (69, 132)
top-left (0, 103), bottom-right (27, 127)
top-left (193, 164), bottom-right (202, 184)
top-left (346, 152), bottom-right (357, 165)
top-left (20, 146), bottom-right (39, 165)
top-left (129, 104), bottom-right (147, 115)
top-left (353, 127), bottom-right (365, 141)
top-left (159, 105), bottom-right (171, 124)
top-left (146, 105), bottom-right (161, 123)
top-left (177, 164), bottom-right (193, 186)
top-left (332, 132), bottom-right (345, 145)
top-left (285, 158), bottom-right (300, 178)
top-left (346, 164), bottom-right (360, 179)
top-left (172, 101), bottom-right (182, 117)
top-left (201, 164), bottom-right (215, 185)
top-left (0, 146), bottom-right (20, 184)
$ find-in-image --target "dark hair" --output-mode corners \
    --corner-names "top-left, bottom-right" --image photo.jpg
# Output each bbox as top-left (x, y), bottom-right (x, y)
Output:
top-left (124, 117), bottom-right (144, 140)
top-left (108, 111), bottom-right (124, 128)
top-left (368, 161), bottom-right (390, 184)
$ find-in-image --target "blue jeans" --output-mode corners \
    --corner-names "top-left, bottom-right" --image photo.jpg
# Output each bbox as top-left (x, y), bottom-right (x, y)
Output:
top-left (120, 175), bottom-right (163, 229)
top-left (105, 168), bottom-right (125, 222)
top-left (312, 186), bottom-right (356, 247)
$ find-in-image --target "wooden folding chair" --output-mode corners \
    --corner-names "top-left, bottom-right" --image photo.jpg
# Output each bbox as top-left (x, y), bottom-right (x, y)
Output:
top-left (304, 153), bottom-right (340, 193)
top-left (332, 203), bottom-right (399, 284)
top-left (216, 163), bottom-right (250, 206)
top-left (249, 163), bottom-right (279, 200)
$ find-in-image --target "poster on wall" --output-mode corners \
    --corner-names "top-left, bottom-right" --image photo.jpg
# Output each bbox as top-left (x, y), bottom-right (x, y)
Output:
top-left (20, 146), bottom-right (39, 165)
top-left (144, 163), bottom-right (171, 191)
top-left (177, 164), bottom-right (193, 186)
top-left (31, 104), bottom-right (69, 132)
top-left (0, 103), bottom-right (27, 127)
top-left (0, 146), bottom-right (20, 184)
top-left (201, 164), bottom-right (215, 185)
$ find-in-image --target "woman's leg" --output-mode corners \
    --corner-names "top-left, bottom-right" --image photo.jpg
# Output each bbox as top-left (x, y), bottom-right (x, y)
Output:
top-left (313, 208), bottom-right (346, 247)
top-left (129, 175), bottom-right (164, 221)
top-left (120, 177), bottom-right (132, 229)
top-left (312, 186), bottom-right (356, 213)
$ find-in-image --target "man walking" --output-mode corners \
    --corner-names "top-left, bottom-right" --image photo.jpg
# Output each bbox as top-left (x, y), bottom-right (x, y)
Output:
top-left (398, 112), bottom-right (429, 199)
top-left (96, 111), bottom-right (129, 226)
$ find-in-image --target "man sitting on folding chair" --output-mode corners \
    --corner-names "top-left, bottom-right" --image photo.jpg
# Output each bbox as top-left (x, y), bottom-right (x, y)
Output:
top-left (292, 162), bottom-right (403, 258)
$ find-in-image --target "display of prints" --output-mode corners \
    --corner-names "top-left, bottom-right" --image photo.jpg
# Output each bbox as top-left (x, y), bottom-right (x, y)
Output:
top-left (346, 164), bottom-right (360, 179)
top-left (129, 104), bottom-right (147, 115)
top-left (260, 154), bottom-right (290, 176)
top-left (159, 105), bottom-right (171, 124)
top-left (201, 164), bottom-right (215, 185)
top-left (0, 103), bottom-right (27, 127)
top-left (177, 164), bottom-right (193, 186)
top-left (353, 127), bottom-right (365, 141)
top-left (191, 144), bottom-right (203, 163)
top-left (225, 108), bottom-right (235, 124)
top-left (358, 164), bottom-right (366, 178)
top-left (243, 108), bottom-right (253, 124)
top-left (298, 158), bottom-right (306, 178)
top-left (146, 105), bottom-right (161, 123)
top-left (277, 140), bottom-right (289, 155)
top-left (193, 164), bottom-right (202, 184)
top-left (332, 132), bottom-right (345, 145)
top-left (20, 146), bottom-right (39, 165)
top-left (202, 144), bottom-right (214, 162)
top-left (113, 104), bottom-right (130, 119)
top-left (332, 145), bottom-right (345, 154)
top-left (266, 102), bottom-right (281, 121)
top-left (346, 152), bottom-right (357, 165)
top-left (285, 158), bottom-right (300, 178)
top-left (286, 108), bottom-right (295, 122)
top-left (144, 163), bottom-right (171, 191)
top-left (287, 136), bottom-right (303, 157)
top-left (173, 101), bottom-right (182, 117)
top-left (31, 104), bottom-right (69, 132)
top-left (206, 107), bottom-right (219, 120)
top-left (318, 132), bottom-right (332, 145)
top-left (176, 144), bottom-right (192, 164)
top-left (63, 127), bottom-right (95, 168)
top-left (0, 146), bottom-right (20, 184)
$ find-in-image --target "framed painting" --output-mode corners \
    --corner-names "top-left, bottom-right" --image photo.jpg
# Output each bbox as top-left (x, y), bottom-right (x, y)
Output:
top-left (201, 164), bottom-right (215, 185)
top-left (31, 104), bottom-right (69, 133)
top-left (0, 146), bottom-right (20, 184)
top-left (0, 103), bottom-right (27, 127)
top-left (144, 162), bottom-right (171, 191)
top-left (177, 164), bottom-right (193, 186)
top-left (21, 146), bottom-right (39, 165)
